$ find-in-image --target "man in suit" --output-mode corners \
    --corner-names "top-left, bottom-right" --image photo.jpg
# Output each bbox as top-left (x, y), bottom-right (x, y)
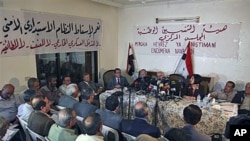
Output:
top-left (131, 69), bottom-right (151, 91)
top-left (181, 104), bottom-right (211, 141)
top-left (121, 101), bottom-right (161, 138)
top-left (73, 87), bottom-right (98, 118)
top-left (78, 73), bottom-right (103, 107)
top-left (96, 95), bottom-right (122, 130)
top-left (107, 68), bottom-right (129, 90)
top-left (58, 83), bottom-right (79, 108)
top-left (27, 95), bottom-right (55, 136)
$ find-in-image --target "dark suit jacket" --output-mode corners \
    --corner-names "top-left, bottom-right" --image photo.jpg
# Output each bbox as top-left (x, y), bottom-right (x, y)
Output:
top-left (131, 76), bottom-right (151, 91)
top-left (95, 109), bottom-right (122, 131)
top-left (107, 76), bottom-right (129, 90)
top-left (120, 118), bottom-right (161, 138)
top-left (73, 100), bottom-right (98, 118)
top-left (184, 85), bottom-right (206, 99)
top-left (231, 91), bottom-right (245, 104)
top-left (182, 124), bottom-right (211, 141)
top-left (27, 111), bottom-right (55, 136)
top-left (79, 81), bottom-right (98, 92)
top-left (58, 95), bottom-right (78, 108)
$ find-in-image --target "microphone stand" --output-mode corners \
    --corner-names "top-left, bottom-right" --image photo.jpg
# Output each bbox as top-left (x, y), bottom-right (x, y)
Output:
top-left (120, 87), bottom-right (124, 117)
top-left (128, 87), bottom-right (132, 119)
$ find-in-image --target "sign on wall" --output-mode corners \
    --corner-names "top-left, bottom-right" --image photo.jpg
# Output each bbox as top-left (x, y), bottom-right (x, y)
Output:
top-left (133, 23), bottom-right (241, 58)
top-left (0, 8), bottom-right (102, 57)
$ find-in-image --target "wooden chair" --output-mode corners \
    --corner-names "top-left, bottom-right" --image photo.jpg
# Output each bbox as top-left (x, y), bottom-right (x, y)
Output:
top-left (26, 126), bottom-right (46, 141)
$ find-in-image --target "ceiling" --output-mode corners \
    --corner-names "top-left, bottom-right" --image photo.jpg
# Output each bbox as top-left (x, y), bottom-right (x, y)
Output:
top-left (91, 0), bottom-right (219, 7)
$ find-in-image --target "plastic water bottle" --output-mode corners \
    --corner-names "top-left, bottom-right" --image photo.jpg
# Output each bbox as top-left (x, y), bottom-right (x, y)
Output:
top-left (197, 94), bottom-right (201, 108)
top-left (203, 96), bottom-right (208, 108)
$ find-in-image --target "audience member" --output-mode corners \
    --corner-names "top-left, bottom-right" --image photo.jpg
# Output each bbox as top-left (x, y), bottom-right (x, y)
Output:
top-left (59, 75), bottom-right (72, 95)
top-left (131, 69), bottom-right (151, 91)
top-left (95, 95), bottom-right (122, 130)
top-left (107, 68), bottom-right (129, 90)
top-left (73, 87), bottom-right (98, 118)
top-left (58, 83), bottom-right (79, 108)
top-left (164, 128), bottom-right (187, 141)
top-left (0, 116), bottom-right (9, 140)
top-left (0, 84), bottom-right (21, 123)
top-left (27, 77), bottom-right (41, 94)
top-left (78, 73), bottom-right (103, 107)
top-left (27, 95), bottom-right (55, 136)
top-left (40, 75), bottom-right (61, 104)
top-left (183, 74), bottom-right (205, 100)
top-left (182, 104), bottom-right (211, 141)
top-left (210, 81), bottom-right (237, 102)
top-left (75, 113), bottom-right (104, 141)
top-left (48, 108), bottom-right (77, 141)
top-left (121, 101), bottom-right (161, 138)
top-left (17, 89), bottom-right (36, 121)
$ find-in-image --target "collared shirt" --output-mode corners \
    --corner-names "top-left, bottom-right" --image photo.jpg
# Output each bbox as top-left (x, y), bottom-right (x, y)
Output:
top-left (211, 89), bottom-right (237, 102)
top-left (48, 124), bottom-right (77, 141)
top-left (0, 94), bottom-right (21, 122)
top-left (17, 103), bottom-right (34, 122)
top-left (40, 85), bottom-right (61, 104)
top-left (75, 134), bottom-right (104, 141)
top-left (240, 95), bottom-right (250, 110)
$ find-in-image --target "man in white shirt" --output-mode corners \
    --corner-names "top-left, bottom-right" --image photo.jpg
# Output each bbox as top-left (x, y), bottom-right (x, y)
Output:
top-left (210, 81), bottom-right (237, 102)
top-left (17, 89), bottom-right (37, 121)
top-left (59, 75), bottom-right (72, 95)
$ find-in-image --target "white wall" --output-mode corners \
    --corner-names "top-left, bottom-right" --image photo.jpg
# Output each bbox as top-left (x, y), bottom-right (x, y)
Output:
top-left (118, 0), bottom-right (250, 90)
top-left (0, 0), bottom-right (119, 92)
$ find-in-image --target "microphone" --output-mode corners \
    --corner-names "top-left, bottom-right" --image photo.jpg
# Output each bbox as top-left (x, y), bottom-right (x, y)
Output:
top-left (170, 80), bottom-right (176, 99)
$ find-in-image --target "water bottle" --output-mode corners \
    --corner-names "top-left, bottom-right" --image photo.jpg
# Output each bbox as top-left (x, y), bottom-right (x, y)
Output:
top-left (197, 94), bottom-right (201, 108)
top-left (203, 96), bottom-right (208, 108)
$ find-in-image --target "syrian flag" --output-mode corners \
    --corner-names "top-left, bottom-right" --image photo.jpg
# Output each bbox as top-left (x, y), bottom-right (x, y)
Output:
top-left (126, 44), bottom-right (135, 76)
top-left (175, 42), bottom-right (193, 78)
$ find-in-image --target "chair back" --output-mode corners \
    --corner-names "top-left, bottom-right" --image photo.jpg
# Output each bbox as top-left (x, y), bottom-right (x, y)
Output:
top-left (45, 136), bottom-right (50, 141)
top-left (200, 76), bottom-right (211, 94)
top-left (26, 126), bottom-right (46, 141)
top-left (169, 74), bottom-right (186, 96)
top-left (17, 116), bottom-right (32, 141)
top-left (122, 132), bottom-right (136, 141)
top-left (103, 70), bottom-right (114, 90)
top-left (101, 125), bottom-right (119, 141)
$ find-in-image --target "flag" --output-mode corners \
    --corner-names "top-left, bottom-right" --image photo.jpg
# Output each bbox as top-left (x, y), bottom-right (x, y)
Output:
top-left (126, 44), bottom-right (135, 76)
top-left (175, 42), bottom-right (193, 77)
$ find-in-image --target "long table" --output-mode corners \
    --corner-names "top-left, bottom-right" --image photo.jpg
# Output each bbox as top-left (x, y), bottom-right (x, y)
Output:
top-left (157, 99), bottom-right (236, 135)
top-left (99, 90), bottom-right (157, 125)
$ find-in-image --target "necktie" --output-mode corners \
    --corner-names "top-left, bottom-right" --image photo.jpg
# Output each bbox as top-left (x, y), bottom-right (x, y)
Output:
top-left (117, 78), bottom-right (120, 84)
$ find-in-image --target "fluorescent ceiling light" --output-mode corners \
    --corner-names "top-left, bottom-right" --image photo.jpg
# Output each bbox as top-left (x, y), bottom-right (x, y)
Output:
top-left (91, 0), bottom-right (123, 8)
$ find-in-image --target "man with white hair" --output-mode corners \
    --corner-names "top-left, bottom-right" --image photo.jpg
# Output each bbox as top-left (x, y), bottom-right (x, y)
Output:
top-left (58, 83), bottom-right (79, 108)
top-left (48, 108), bottom-right (77, 141)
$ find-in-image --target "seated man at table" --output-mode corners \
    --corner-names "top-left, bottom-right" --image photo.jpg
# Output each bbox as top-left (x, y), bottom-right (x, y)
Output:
top-left (234, 82), bottom-right (250, 113)
top-left (0, 84), bottom-right (22, 124)
top-left (182, 104), bottom-right (211, 141)
top-left (76, 113), bottom-right (104, 141)
top-left (150, 71), bottom-right (170, 93)
top-left (0, 116), bottom-right (9, 140)
top-left (183, 74), bottom-right (205, 100)
top-left (79, 73), bottom-right (103, 107)
top-left (107, 68), bottom-right (129, 90)
top-left (58, 83), bottom-right (79, 108)
top-left (95, 95), bottom-right (122, 130)
top-left (48, 108), bottom-right (77, 141)
top-left (210, 81), bottom-right (237, 102)
top-left (73, 87), bottom-right (98, 118)
top-left (121, 101), bottom-right (161, 138)
top-left (131, 69), bottom-right (151, 91)
top-left (28, 95), bottom-right (55, 136)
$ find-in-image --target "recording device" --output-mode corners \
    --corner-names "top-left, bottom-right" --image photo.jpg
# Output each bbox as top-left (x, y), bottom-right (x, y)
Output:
top-left (170, 80), bottom-right (177, 99)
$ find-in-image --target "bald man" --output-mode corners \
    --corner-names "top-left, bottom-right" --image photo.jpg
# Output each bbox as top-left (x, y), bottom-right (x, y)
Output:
top-left (121, 101), bottom-right (161, 138)
top-left (0, 84), bottom-right (22, 123)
